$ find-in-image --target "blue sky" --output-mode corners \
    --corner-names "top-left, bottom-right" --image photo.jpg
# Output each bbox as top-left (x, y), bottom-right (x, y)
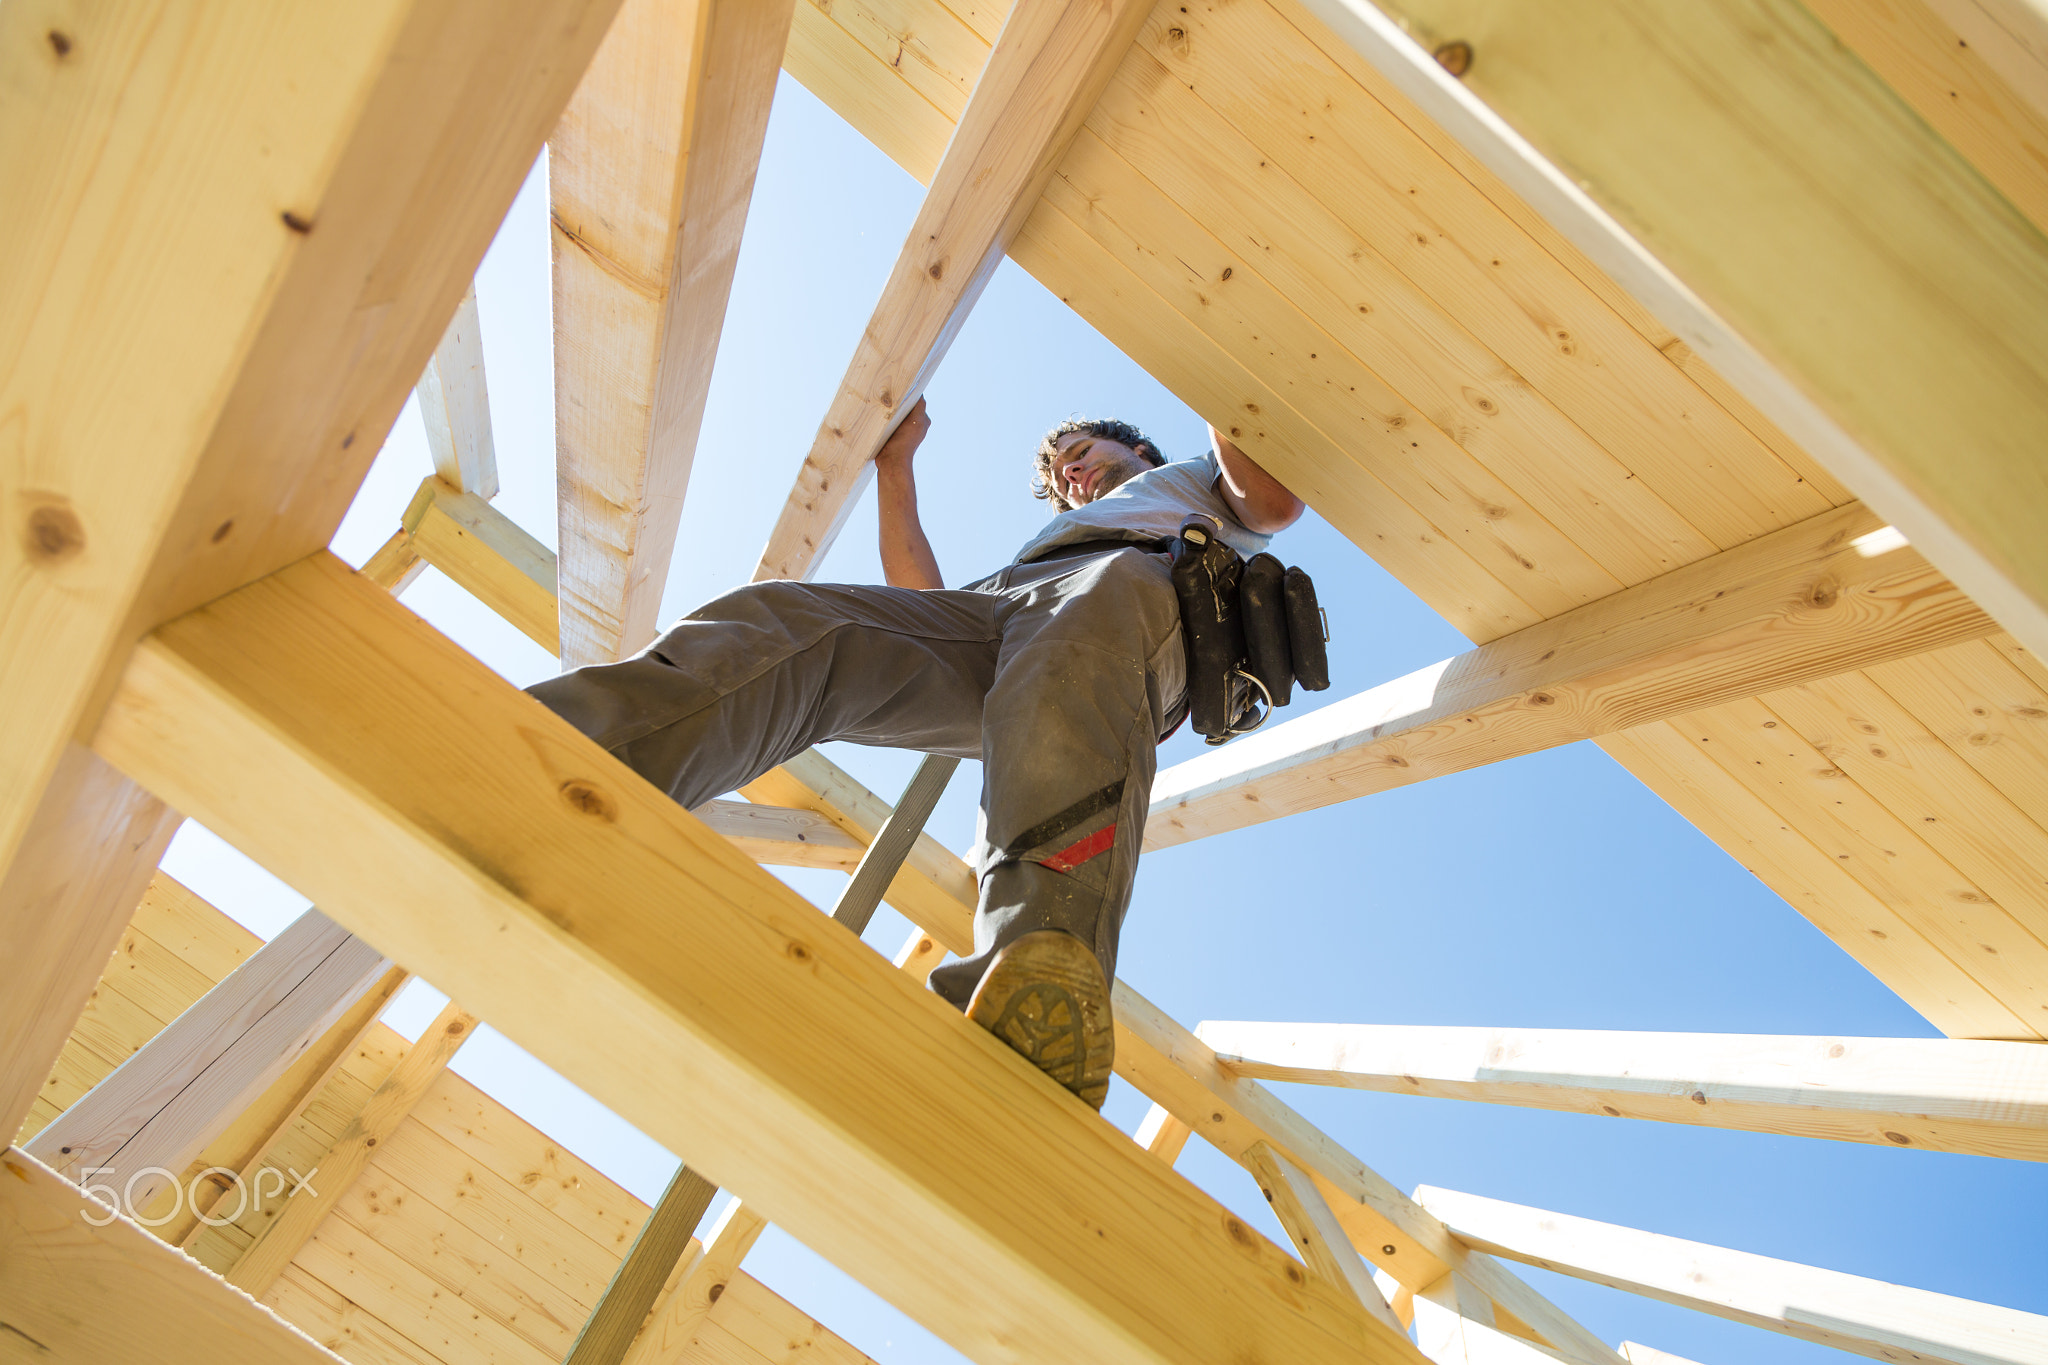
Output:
top-left (160, 71), bottom-right (2047, 1365)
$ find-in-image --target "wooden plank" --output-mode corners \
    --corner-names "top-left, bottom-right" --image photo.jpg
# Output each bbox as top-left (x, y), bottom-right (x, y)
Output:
top-left (94, 550), bottom-right (1420, 1365)
top-left (161, 966), bottom-right (409, 1242)
top-left (1146, 504), bottom-right (1991, 850)
top-left (626, 1201), bottom-right (771, 1365)
top-left (782, 0), bottom-right (958, 184)
top-left (0, 1146), bottom-right (342, 1365)
top-left (699, 1270), bottom-right (881, 1365)
top-left (693, 800), bottom-right (866, 871)
top-left (227, 1002), bottom-right (477, 1296)
top-left (1200, 1022), bottom-right (2048, 1160)
top-left (1805, 0), bottom-right (2048, 239)
top-left (401, 475), bottom-right (562, 654)
top-left (1344, 0), bottom-right (2048, 661)
top-left (1417, 1186), bottom-right (2048, 1365)
top-left (553, 0), bottom-right (796, 667)
top-left (266, 1265), bottom-right (445, 1365)
top-left (0, 746), bottom-right (181, 1141)
top-left (1240, 1140), bottom-right (1410, 1338)
top-left (416, 283), bottom-right (499, 500)
top-left (1133, 1103), bottom-right (1192, 1165)
top-left (568, 1163), bottom-right (720, 1365)
top-left (360, 530), bottom-right (428, 595)
top-left (1618, 1347), bottom-right (1708, 1365)
top-left (1121, 0), bottom-right (1838, 547)
top-left (1412, 1273), bottom-right (1576, 1364)
top-left (26, 908), bottom-right (389, 1217)
top-left (754, 0), bottom-right (1157, 581)
top-left (1596, 719), bottom-right (2038, 1040)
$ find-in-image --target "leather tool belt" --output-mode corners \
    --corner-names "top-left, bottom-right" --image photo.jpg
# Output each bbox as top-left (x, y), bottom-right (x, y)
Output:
top-left (1170, 515), bottom-right (1329, 744)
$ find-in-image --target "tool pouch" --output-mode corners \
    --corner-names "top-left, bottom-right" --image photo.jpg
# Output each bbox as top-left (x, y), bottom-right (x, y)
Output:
top-left (1171, 516), bottom-right (1330, 745)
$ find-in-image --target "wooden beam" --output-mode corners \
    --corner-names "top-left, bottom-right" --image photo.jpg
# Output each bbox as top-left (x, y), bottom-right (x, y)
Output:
top-left (1199, 1022), bottom-right (2048, 1161)
top-left (569, 1162), bottom-right (720, 1365)
top-left (693, 799), bottom-right (866, 870)
top-left (754, 0), bottom-right (1156, 580)
top-left (0, 1147), bottom-right (341, 1364)
top-left (25, 908), bottom-right (389, 1217)
top-left (161, 964), bottom-right (409, 1243)
top-left (1416, 1186), bottom-right (2048, 1365)
top-left (1319, 0), bottom-right (2048, 662)
top-left (1134, 1103), bottom-right (1193, 1165)
top-left (553, 0), bottom-right (796, 666)
top-left (0, 0), bottom-right (621, 1213)
top-left (1146, 504), bottom-right (1990, 850)
top-left (400, 475), bottom-right (561, 653)
top-left (624, 1200), bottom-right (771, 1365)
top-left (416, 283), bottom-right (500, 500)
top-left (1412, 1273), bottom-right (1576, 1364)
top-left (1241, 1140), bottom-right (1409, 1339)
top-left (1618, 1347), bottom-right (1708, 1365)
top-left (94, 551), bottom-right (1419, 1365)
top-left (0, 746), bottom-right (181, 1140)
top-left (224, 1001), bottom-right (476, 1296)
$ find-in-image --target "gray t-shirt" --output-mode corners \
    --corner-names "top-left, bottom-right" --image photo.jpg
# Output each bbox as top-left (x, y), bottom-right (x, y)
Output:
top-left (1012, 452), bottom-right (1274, 564)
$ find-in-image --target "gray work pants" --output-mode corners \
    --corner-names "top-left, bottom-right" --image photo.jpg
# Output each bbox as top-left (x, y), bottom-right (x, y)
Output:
top-left (525, 546), bottom-right (1186, 1008)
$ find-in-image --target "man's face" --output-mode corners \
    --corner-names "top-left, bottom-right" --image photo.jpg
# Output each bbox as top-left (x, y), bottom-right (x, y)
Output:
top-left (1051, 432), bottom-right (1153, 507)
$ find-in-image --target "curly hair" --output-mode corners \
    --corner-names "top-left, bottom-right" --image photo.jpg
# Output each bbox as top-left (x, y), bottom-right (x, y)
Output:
top-left (1031, 418), bottom-right (1166, 512)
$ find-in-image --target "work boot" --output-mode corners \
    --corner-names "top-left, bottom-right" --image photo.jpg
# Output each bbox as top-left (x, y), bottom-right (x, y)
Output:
top-left (965, 929), bottom-right (1114, 1110)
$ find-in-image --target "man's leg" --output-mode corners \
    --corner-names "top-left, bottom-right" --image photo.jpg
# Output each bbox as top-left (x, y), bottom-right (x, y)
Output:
top-left (928, 549), bottom-right (1185, 1107)
top-left (526, 580), bottom-right (1000, 809)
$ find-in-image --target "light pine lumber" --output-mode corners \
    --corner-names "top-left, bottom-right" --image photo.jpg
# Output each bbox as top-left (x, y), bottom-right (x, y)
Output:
top-left (1146, 504), bottom-right (1991, 849)
top-left (1412, 1273), bottom-right (1576, 1364)
top-left (625, 1200), bottom-right (771, 1365)
top-left (1350, 0), bottom-right (2048, 662)
top-left (161, 965), bottom-right (409, 1241)
top-left (401, 475), bottom-right (562, 653)
top-left (1240, 1141), bottom-right (1410, 1339)
top-left (1676, 695), bottom-right (2048, 1024)
top-left (1595, 719), bottom-right (2039, 1040)
top-left (782, 0), bottom-right (958, 184)
top-left (567, 1162), bottom-right (720, 1365)
top-left (26, 908), bottom-right (389, 1217)
top-left (360, 530), bottom-right (428, 594)
top-left (1805, 0), bottom-right (2048, 239)
top-left (94, 550), bottom-right (1420, 1365)
top-left (890, 924), bottom-right (949, 983)
top-left (693, 800), bottom-right (866, 871)
top-left (754, 0), bottom-right (1158, 581)
top-left (1417, 1186), bottom-right (2048, 1365)
top-left (226, 1003), bottom-right (477, 1296)
top-left (266, 1265), bottom-right (446, 1365)
top-left (415, 283), bottom-right (499, 500)
top-left (1123, 0), bottom-right (1838, 546)
top-left (696, 1270), bottom-right (882, 1365)
top-left (552, 0), bottom-right (795, 667)
top-left (0, 0), bottom-right (621, 1207)
top-left (0, 746), bottom-right (181, 1141)
top-left (1618, 1347), bottom-right (1709, 1365)
top-left (0, 1146), bottom-right (343, 1364)
top-left (1200, 1022), bottom-right (2048, 1160)
top-left (1134, 1103), bottom-right (1193, 1164)
top-left (1866, 639), bottom-right (2048, 825)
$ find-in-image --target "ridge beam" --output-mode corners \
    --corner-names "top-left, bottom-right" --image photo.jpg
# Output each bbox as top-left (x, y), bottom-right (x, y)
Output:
top-left (93, 549), bottom-right (1421, 1365)
top-left (754, 0), bottom-right (1156, 581)
top-left (1147, 504), bottom-right (1990, 850)
top-left (1199, 1021), bottom-right (2048, 1161)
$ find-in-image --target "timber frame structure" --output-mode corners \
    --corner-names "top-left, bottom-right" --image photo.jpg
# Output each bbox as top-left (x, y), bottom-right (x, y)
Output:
top-left (5, 1), bottom-right (2048, 1363)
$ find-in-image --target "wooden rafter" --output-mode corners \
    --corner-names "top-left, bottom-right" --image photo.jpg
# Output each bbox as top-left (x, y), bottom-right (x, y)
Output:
top-left (1145, 504), bottom-right (1989, 850)
top-left (553, 0), bottom-right (797, 666)
top-left (26, 908), bottom-right (389, 1216)
top-left (754, 0), bottom-right (1157, 581)
top-left (1417, 1186), bottom-right (2048, 1365)
top-left (1198, 1022), bottom-right (2048, 1161)
top-left (94, 551), bottom-right (1422, 1365)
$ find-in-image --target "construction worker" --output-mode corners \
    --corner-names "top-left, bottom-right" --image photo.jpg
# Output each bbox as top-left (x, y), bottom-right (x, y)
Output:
top-left (527, 398), bottom-right (1303, 1108)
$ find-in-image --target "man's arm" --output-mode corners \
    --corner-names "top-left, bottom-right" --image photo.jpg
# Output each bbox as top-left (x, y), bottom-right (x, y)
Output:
top-left (874, 397), bottom-right (944, 589)
top-left (1210, 423), bottom-right (1305, 534)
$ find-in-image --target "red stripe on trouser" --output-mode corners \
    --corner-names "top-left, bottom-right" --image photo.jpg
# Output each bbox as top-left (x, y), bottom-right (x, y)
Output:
top-left (1039, 823), bottom-right (1116, 873)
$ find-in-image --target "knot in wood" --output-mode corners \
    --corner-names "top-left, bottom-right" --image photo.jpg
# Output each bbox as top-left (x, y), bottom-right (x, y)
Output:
top-left (558, 780), bottom-right (616, 821)
top-left (24, 501), bottom-right (85, 565)
top-left (1433, 39), bottom-right (1473, 77)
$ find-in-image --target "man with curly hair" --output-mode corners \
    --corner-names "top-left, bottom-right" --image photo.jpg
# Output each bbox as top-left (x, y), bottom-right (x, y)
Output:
top-left (529, 398), bottom-right (1301, 1110)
